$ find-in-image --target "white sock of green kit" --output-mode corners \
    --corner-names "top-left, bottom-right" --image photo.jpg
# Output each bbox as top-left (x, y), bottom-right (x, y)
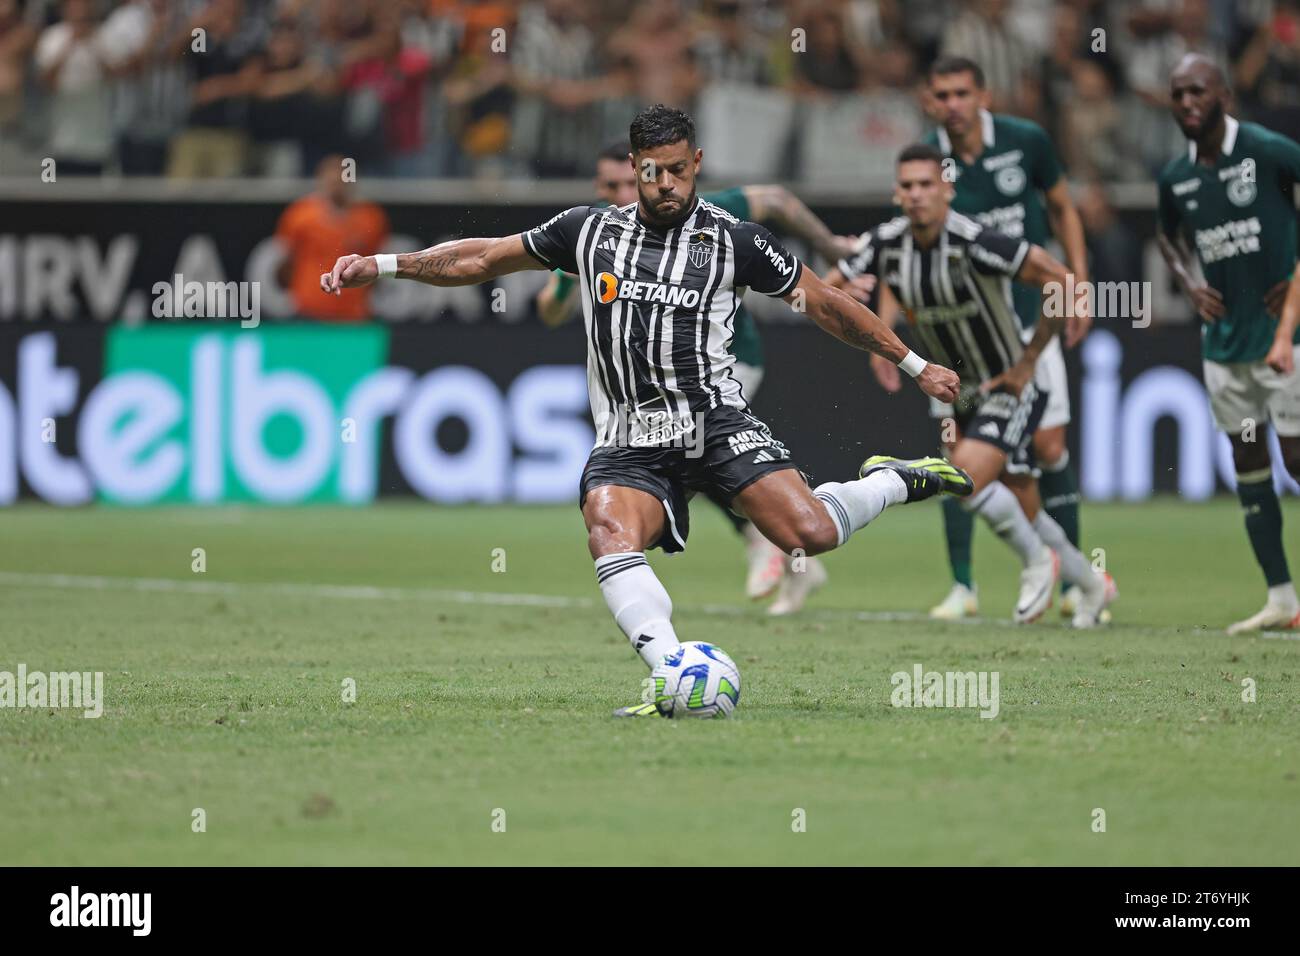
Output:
top-left (595, 551), bottom-right (681, 668)
top-left (1032, 511), bottom-right (1096, 590)
top-left (963, 481), bottom-right (1042, 566)
top-left (813, 471), bottom-right (907, 546)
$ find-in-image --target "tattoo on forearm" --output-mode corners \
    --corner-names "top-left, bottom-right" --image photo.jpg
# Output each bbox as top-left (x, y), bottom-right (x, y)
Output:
top-left (829, 295), bottom-right (891, 355)
top-left (411, 251), bottom-right (459, 282)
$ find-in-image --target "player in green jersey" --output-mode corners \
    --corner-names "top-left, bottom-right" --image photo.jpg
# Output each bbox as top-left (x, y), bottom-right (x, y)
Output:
top-left (872, 55), bottom-right (1093, 623)
top-left (535, 141), bottom-right (855, 615)
top-left (1157, 54), bottom-right (1300, 634)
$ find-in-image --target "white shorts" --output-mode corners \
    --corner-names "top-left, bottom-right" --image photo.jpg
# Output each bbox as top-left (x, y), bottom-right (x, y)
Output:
top-left (1203, 346), bottom-right (1300, 438)
top-left (928, 332), bottom-right (1071, 429)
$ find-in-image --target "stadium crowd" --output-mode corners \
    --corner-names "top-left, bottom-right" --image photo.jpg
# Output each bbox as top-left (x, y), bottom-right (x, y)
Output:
top-left (0, 0), bottom-right (1292, 182)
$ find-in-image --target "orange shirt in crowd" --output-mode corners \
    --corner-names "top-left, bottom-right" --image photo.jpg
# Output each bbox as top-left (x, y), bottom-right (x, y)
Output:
top-left (276, 195), bottom-right (390, 321)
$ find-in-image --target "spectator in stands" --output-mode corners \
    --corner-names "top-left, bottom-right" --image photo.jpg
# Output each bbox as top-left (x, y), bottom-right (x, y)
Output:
top-left (693, 0), bottom-right (774, 87)
top-left (511, 0), bottom-right (610, 177)
top-left (249, 12), bottom-right (341, 176)
top-left (100, 0), bottom-right (196, 176)
top-left (34, 0), bottom-right (114, 175)
top-left (275, 153), bottom-right (390, 322)
top-left (166, 0), bottom-right (265, 178)
top-left (0, 0), bottom-right (35, 134)
top-left (787, 0), bottom-right (866, 95)
top-left (1235, 0), bottom-right (1300, 143)
top-left (941, 0), bottom-right (1040, 115)
top-left (1061, 57), bottom-right (1145, 182)
top-left (606, 0), bottom-right (702, 108)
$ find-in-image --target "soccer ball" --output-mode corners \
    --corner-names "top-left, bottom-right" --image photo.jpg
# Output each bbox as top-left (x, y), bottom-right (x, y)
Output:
top-left (650, 641), bottom-right (741, 718)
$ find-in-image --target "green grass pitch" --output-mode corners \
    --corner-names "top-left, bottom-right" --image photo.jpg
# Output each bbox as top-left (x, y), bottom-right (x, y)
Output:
top-left (2, 498), bottom-right (1298, 865)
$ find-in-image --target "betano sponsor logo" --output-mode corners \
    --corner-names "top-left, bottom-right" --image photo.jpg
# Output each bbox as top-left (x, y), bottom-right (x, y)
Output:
top-left (595, 272), bottom-right (701, 308)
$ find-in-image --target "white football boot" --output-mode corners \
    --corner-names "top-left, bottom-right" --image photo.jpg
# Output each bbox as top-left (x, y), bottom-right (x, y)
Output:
top-left (1071, 571), bottom-right (1117, 629)
top-left (929, 583), bottom-right (979, 620)
top-left (768, 556), bottom-right (828, 616)
top-left (1014, 546), bottom-right (1058, 624)
top-left (743, 524), bottom-right (786, 599)
top-left (1226, 602), bottom-right (1300, 635)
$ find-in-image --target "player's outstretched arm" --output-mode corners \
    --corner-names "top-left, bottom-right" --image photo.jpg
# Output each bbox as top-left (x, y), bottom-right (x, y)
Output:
top-left (743, 185), bottom-right (856, 262)
top-left (788, 268), bottom-right (960, 403)
top-left (1044, 179), bottom-right (1092, 347)
top-left (320, 234), bottom-right (545, 295)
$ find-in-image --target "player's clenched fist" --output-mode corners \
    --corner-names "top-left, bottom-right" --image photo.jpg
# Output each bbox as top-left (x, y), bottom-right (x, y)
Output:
top-left (320, 254), bottom-right (379, 295)
top-left (917, 363), bottom-right (960, 403)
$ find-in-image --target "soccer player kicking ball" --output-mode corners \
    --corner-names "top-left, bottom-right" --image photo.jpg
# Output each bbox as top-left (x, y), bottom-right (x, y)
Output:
top-left (535, 140), bottom-right (858, 615)
top-left (830, 144), bottom-right (1116, 628)
top-left (1157, 54), bottom-right (1300, 634)
top-left (321, 105), bottom-right (971, 717)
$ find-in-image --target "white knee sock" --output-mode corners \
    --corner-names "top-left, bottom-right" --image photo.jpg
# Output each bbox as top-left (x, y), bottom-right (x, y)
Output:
top-left (595, 552), bottom-right (681, 668)
top-left (962, 481), bottom-right (1043, 566)
top-left (1032, 511), bottom-right (1097, 590)
top-left (813, 471), bottom-right (907, 546)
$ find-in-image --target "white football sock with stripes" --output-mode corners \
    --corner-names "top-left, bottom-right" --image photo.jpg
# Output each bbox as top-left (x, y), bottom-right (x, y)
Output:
top-left (1032, 511), bottom-right (1097, 590)
top-left (595, 552), bottom-right (681, 668)
top-left (962, 481), bottom-right (1042, 566)
top-left (813, 471), bottom-right (908, 547)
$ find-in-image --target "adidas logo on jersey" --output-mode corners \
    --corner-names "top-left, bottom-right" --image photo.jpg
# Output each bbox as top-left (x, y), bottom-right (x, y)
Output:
top-left (598, 237), bottom-right (619, 253)
top-left (978, 421), bottom-right (1001, 438)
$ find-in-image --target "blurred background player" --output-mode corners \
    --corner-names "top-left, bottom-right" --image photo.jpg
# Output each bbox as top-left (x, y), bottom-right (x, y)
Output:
top-left (1157, 53), bottom-right (1300, 635)
top-left (889, 56), bottom-right (1092, 622)
top-left (535, 139), bottom-right (855, 615)
top-left (833, 143), bottom-right (1115, 628)
top-left (276, 153), bottom-right (390, 321)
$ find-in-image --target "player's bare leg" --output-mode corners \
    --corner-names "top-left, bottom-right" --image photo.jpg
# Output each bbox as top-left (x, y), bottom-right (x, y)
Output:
top-left (731, 458), bottom-right (973, 615)
top-left (1225, 434), bottom-right (1300, 634)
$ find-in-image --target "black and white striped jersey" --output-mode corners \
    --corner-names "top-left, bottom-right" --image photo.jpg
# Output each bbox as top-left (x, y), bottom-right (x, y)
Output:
top-left (524, 196), bottom-right (803, 447)
top-left (837, 211), bottom-right (1031, 387)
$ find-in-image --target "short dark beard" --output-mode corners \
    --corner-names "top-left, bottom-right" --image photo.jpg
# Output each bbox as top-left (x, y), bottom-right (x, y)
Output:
top-left (1186, 98), bottom-right (1226, 152)
top-left (638, 188), bottom-right (697, 229)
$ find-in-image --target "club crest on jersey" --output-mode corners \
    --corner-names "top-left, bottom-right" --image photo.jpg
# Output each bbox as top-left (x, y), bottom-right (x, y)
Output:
top-left (594, 272), bottom-right (701, 308)
top-left (995, 166), bottom-right (1026, 195)
top-left (688, 232), bottom-right (715, 268)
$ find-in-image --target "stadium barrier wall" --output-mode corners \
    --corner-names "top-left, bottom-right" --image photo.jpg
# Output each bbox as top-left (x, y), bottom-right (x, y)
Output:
top-left (0, 195), bottom-right (1295, 505)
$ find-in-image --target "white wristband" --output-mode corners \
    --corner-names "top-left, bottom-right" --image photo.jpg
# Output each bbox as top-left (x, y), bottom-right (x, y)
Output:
top-left (897, 350), bottom-right (927, 378)
top-left (374, 253), bottom-right (398, 279)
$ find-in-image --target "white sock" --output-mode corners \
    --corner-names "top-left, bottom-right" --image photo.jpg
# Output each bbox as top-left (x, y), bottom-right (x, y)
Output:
top-left (1268, 582), bottom-right (1299, 610)
top-left (595, 552), bottom-right (681, 668)
top-left (963, 481), bottom-right (1042, 566)
top-left (813, 471), bottom-right (907, 546)
top-left (1032, 511), bottom-right (1098, 591)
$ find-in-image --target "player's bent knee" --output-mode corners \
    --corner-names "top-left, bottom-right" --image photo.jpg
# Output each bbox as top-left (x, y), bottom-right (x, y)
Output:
top-left (586, 511), bottom-right (644, 556)
top-left (788, 513), bottom-right (839, 556)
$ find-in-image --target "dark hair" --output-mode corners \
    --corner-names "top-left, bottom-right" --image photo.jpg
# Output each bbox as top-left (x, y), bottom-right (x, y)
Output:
top-left (597, 141), bottom-right (632, 164)
top-left (629, 104), bottom-right (696, 153)
top-left (897, 143), bottom-right (945, 166)
top-left (928, 55), bottom-right (985, 88)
